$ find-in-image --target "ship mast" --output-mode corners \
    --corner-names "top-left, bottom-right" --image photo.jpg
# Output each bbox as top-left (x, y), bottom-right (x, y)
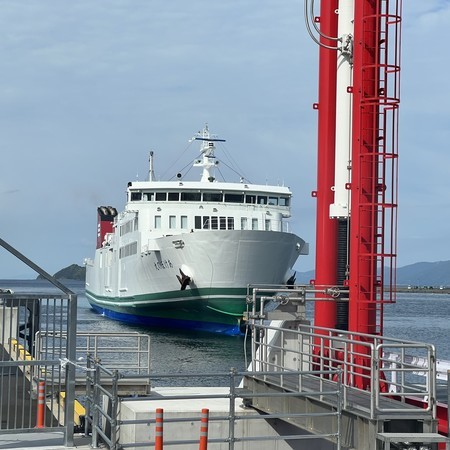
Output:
top-left (192, 124), bottom-right (226, 182)
top-left (148, 151), bottom-right (155, 182)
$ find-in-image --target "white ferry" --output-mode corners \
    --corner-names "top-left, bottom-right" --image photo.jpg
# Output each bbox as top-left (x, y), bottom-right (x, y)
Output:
top-left (85, 125), bottom-right (308, 334)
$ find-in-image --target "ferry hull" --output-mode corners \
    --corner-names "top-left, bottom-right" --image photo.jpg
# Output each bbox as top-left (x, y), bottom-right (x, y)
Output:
top-left (86, 230), bottom-right (306, 335)
top-left (86, 288), bottom-right (248, 335)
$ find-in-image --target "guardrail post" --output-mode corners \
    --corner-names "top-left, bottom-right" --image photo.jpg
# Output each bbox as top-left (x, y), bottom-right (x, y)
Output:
top-left (110, 369), bottom-right (119, 450)
top-left (35, 379), bottom-right (45, 428)
top-left (64, 293), bottom-right (77, 447)
top-left (228, 368), bottom-right (237, 450)
top-left (199, 408), bottom-right (209, 450)
top-left (336, 370), bottom-right (343, 450)
top-left (91, 358), bottom-right (101, 449)
top-left (155, 408), bottom-right (163, 450)
top-left (85, 353), bottom-right (92, 437)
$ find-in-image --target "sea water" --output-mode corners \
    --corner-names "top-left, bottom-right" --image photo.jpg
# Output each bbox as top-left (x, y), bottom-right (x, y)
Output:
top-left (1, 280), bottom-right (449, 375)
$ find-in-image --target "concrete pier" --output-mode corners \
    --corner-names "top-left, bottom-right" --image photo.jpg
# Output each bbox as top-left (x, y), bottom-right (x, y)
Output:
top-left (119, 386), bottom-right (327, 450)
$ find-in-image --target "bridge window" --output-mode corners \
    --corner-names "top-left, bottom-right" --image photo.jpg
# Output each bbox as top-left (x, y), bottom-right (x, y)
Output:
top-left (225, 193), bottom-right (244, 203)
top-left (245, 194), bottom-right (256, 204)
top-left (257, 196), bottom-right (267, 205)
top-left (181, 192), bottom-right (201, 201)
top-left (168, 192), bottom-right (179, 201)
top-left (130, 191), bottom-right (142, 201)
top-left (156, 192), bottom-right (166, 201)
top-left (203, 192), bottom-right (223, 202)
top-left (268, 196), bottom-right (278, 206)
top-left (279, 196), bottom-right (290, 206)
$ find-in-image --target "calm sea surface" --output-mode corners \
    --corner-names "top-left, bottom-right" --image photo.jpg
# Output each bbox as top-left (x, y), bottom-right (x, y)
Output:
top-left (2, 280), bottom-right (450, 375)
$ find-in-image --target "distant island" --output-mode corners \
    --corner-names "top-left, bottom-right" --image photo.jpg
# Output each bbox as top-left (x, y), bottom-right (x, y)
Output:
top-left (37, 264), bottom-right (86, 281)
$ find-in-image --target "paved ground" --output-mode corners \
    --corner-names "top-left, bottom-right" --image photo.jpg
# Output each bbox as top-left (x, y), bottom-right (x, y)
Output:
top-left (0, 432), bottom-right (92, 449)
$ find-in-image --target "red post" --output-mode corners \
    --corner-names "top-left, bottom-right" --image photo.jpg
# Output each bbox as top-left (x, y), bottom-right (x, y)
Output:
top-left (155, 408), bottom-right (163, 450)
top-left (348, 0), bottom-right (381, 389)
top-left (313, 0), bottom-right (339, 332)
top-left (35, 380), bottom-right (45, 428)
top-left (199, 408), bottom-right (209, 450)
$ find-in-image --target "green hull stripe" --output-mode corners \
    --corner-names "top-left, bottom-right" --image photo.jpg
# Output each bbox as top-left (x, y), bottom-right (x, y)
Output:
top-left (85, 286), bottom-right (251, 320)
top-left (205, 304), bottom-right (243, 317)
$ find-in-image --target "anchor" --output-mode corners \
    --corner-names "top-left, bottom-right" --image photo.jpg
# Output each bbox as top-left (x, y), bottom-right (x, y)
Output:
top-left (176, 269), bottom-right (191, 291)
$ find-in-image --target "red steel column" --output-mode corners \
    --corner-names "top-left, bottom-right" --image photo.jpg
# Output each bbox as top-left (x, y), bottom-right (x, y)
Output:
top-left (349, 0), bottom-right (379, 337)
top-left (314, 0), bottom-right (339, 330)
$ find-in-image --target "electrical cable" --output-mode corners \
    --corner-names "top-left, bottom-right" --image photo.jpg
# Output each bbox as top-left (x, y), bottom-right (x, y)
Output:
top-left (309, 0), bottom-right (341, 42)
top-left (303, 0), bottom-right (339, 51)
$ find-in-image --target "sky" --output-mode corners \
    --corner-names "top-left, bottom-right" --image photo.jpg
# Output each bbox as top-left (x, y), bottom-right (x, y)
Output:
top-left (0, 1), bottom-right (449, 279)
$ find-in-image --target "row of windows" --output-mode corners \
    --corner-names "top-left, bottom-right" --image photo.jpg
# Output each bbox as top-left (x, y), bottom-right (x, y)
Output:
top-left (153, 215), bottom-right (271, 231)
top-left (119, 241), bottom-right (138, 259)
top-left (195, 216), bottom-right (235, 230)
top-left (119, 217), bottom-right (138, 236)
top-left (130, 191), bottom-right (289, 206)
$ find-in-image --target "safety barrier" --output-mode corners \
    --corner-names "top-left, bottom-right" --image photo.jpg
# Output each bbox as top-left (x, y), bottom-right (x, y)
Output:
top-left (0, 293), bottom-right (77, 441)
top-left (246, 286), bottom-right (437, 420)
top-left (84, 356), bottom-right (343, 450)
top-left (0, 237), bottom-right (78, 446)
top-left (35, 331), bottom-right (151, 376)
top-left (150, 408), bottom-right (210, 450)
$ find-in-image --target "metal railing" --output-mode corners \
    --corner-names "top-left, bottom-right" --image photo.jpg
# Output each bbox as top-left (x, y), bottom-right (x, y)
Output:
top-left (35, 332), bottom-right (151, 375)
top-left (0, 237), bottom-right (77, 446)
top-left (246, 285), bottom-right (437, 420)
top-left (85, 355), bottom-right (343, 450)
top-left (0, 293), bottom-right (77, 443)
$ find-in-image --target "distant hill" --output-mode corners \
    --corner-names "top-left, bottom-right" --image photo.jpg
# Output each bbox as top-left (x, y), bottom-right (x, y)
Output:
top-left (296, 260), bottom-right (450, 287)
top-left (37, 264), bottom-right (86, 281)
top-left (395, 261), bottom-right (450, 286)
top-left (295, 269), bottom-right (315, 285)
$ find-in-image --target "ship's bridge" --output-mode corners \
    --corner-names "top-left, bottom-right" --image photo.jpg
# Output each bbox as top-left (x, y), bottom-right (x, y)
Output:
top-left (122, 180), bottom-right (296, 236)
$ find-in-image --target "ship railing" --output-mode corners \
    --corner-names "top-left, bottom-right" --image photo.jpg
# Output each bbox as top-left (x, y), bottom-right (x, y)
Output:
top-left (84, 354), bottom-right (343, 450)
top-left (248, 320), bottom-right (436, 420)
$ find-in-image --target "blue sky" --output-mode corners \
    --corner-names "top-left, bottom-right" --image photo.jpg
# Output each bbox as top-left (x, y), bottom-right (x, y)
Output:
top-left (0, 1), bottom-right (449, 278)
